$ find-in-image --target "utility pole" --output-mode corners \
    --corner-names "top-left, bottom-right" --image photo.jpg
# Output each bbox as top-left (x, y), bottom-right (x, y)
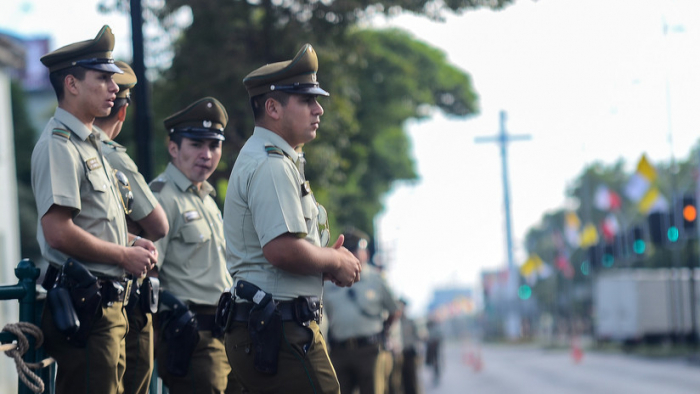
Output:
top-left (475, 110), bottom-right (531, 340)
top-left (130, 0), bottom-right (153, 180)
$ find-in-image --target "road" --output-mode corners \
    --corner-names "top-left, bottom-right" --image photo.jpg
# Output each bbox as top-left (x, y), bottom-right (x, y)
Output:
top-left (420, 341), bottom-right (700, 394)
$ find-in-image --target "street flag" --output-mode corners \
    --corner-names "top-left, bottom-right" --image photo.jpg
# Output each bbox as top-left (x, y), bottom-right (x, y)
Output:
top-left (579, 223), bottom-right (599, 248)
top-left (555, 253), bottom-right (575, 278)
top-left (594, 185), bottom-right (622, 211)
top-left (624, 154), bottom-right (668, 213)
top-left (564, 211), bottom-right (581, 247)
top-left (601, 214), bottom-right (620, 242)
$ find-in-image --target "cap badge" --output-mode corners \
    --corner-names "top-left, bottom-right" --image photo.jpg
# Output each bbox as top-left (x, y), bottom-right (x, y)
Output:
top-left (203, 120), bottom-right (212, 128)
top-left (311, 74), bottom-right (317, 82)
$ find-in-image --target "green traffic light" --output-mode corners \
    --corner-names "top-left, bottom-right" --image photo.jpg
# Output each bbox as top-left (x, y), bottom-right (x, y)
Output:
top-left (518, 285), bottom-right (532, 300)
top-left (633, 240), bottom-right (646, 254)
top-left (667, 226), bottom-right (679, 242)
top-left (602, 254), bottom-right (614, 268)
top-left (581, 261), bottom-right (590, 276)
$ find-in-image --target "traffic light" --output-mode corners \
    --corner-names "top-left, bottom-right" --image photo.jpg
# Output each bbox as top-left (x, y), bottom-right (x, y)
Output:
top-left (586, 243), bottom-right (602, 270)
top-left (681, 193), bottom-right (697, 238)
top-left (629, 224), bottom-right (646, 256)
top-left (518, 284), bottom-right (532, 300)
top-left (648, 211), bottom-right (667, 246)
top-left (602, 242), bottom-right (615, 268)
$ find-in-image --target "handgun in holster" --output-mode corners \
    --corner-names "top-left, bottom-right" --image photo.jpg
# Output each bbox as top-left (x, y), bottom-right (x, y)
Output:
top-left (235, 280), bottom-right (282, 375)
top-left (159, 290), bottom-right (199, 377)
top-left (49, 259), bottom-right (103, 347)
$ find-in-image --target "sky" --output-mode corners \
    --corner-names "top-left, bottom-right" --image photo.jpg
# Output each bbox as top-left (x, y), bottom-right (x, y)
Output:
top-left (3, 0), bottom-right (700, 316)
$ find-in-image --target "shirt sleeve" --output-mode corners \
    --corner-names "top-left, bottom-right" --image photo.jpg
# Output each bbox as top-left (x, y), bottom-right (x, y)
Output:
top-left (32, 135), bottom-right (83, 218)
top-left (248, 156), bottom-right (308, 247)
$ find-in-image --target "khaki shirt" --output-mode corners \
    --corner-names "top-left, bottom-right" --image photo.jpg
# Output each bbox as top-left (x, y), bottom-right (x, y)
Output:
top-left (324, 265), bottom-right (399, 340)
top-left (152, 163), bottom-right (233, 305)
top-left (98, 129), bottom-right (158, 221)
top-left (224, 126), bottom-right (324, 301)
top-left (31, 107), bottom-right (127, 278)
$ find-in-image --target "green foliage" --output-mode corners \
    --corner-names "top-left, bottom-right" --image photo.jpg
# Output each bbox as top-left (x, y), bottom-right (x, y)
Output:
top-left (99, 0), bottom-right (492, 239)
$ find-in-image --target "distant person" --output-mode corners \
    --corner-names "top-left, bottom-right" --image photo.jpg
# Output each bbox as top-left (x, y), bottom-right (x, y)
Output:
top-left (399, 299), bottom-right (422, 394)
top-left (425, 317), bottom-right (443, 387)
top-left (325, 227), bottom-right (400, 394)
top-left (94, 60), bottom-right (169, 394)
top-left (223, 43), bottom-right (361, 393)
top-left (150, 97), bottom-right (238, 393)
top-left (32, 25), bottom-right (157, 394)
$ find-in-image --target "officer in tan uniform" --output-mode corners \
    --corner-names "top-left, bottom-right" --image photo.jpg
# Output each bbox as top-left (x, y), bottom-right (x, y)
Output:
top-left (150, 97), bottom-right (238, 394)
top-left (324, 228), bottom-right (400, 394)
top-left (94, 60), bottom-right (169, 394)
top-left (31, 25), bottom-right (158, 394)
top-left (223, 43), bottom-right (362, 394)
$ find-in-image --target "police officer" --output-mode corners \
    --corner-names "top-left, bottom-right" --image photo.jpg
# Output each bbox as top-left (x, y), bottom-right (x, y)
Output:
top-left (94, 60), bottom-right (169, 394)
top-left (32, 25), bottom-right (157, 394)
top-left (150, 97), bottom-right (238, 394)
top-left (325, 228), bottom-right (400, 394)
top-left (223, 43), bottom-right (361, 393)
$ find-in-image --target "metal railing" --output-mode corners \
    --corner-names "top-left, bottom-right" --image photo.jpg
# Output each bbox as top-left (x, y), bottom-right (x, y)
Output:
top-left (0, 259), bottom-right (54, 394)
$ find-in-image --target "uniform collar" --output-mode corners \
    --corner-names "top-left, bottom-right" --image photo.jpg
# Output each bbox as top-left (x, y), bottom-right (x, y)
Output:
top-left (165, 162), bottom-right (216, 198)
top-left (253, 126), bottom-right (299, 163)
top-left (54, 107), bottom-right (94, 141)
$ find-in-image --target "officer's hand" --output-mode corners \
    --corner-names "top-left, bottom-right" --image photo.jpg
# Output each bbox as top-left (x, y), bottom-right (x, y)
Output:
top-left (122, 246), bottom-right (158, 277)
top-left (133, 237), bottom-right (158, 261)
top-left (328, 234), bottom-right (362, 287)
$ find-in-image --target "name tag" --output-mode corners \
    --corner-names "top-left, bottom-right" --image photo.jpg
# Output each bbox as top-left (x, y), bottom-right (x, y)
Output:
top-left (86, 157), bottom-right (102, 170)
top-left (183, 210), bottom-right (201, 222)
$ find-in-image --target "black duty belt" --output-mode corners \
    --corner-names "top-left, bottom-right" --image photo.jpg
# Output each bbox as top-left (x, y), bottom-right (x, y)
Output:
top-left (330, 334), bottom-right (382, 350)
top-left (233, 301), bottom-right (312, 323)
top-left (97, 277), bottom-right (130, 304)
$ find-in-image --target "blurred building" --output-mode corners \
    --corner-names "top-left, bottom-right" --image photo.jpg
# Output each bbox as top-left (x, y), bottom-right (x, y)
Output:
top-left (0, 30), bottom-right (26, 394)
top-left (427, 287), bottom-right (477, 339)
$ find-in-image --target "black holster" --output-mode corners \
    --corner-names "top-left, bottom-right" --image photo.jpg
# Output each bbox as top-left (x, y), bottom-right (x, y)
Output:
top-left (50, 259), bottom-right (102, 347)
top-left (236, 280), bottom-right (282, 375)
top-left (159, 291), bottom-right (199, 377)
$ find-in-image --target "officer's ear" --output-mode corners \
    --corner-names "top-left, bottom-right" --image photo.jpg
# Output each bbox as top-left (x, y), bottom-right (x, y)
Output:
top-left (64, 74), bottom-right (79, 97)
top-left (117, 104), bottom-right (128, 122)
top-left (265, 97), bottom-right (282, 120)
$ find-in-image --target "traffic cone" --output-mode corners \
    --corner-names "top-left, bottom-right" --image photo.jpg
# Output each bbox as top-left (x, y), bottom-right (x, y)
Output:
top-left (571, 336), bottom-right (584, 364)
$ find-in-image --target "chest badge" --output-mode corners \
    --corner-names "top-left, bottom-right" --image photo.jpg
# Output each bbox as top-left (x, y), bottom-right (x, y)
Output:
top-left (85, 157), bottom-right (102, 170)
top-left (183, 210), bottom-right (201, 222)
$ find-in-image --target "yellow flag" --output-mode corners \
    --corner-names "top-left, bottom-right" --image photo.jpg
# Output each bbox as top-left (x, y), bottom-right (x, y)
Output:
top-left (579, 223), bottom-right (599, 248)
top-left (520, 254), bottom-right (543, 278)
top-left (636, 154), bottom-right (657, 183)
top-left (565, 211), bottom-right (581, 230)
top-left (639, 187), bottom-right (661, 214)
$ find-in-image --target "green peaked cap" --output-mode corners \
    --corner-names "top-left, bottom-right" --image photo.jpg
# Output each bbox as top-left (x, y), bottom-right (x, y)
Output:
top-left (40, 25), bottom-right (122, 74)
top-left (164, 97), bottom-right (228, 141)
top-left (243, 43), bottom-right (329, 98)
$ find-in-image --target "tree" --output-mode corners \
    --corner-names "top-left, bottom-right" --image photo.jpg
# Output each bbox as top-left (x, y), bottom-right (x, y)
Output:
top-left (101, 0), bottom-right (498, 238)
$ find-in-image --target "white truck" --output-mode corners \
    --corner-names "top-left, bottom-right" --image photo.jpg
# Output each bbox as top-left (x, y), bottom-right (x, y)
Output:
top-left (593, 268), bottom-right (699, 342)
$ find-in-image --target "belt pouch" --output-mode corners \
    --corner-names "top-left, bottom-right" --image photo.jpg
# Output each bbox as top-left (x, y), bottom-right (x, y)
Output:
top-left (125, 280), bottom-right (140, 314)
top-left (248, 300), bottom-right (282, 375)
top-left (140, 277), bottom-right (160, 314)
top-left (68, 281), bottom-right (102, 347)
top-left (215, 290), bottom-right (235, 333)
top-left (163, 310), bottom-right (200, 376)
top-left (293, 296), bottom-right (320, 326)
top-left (47, 286), bottom-right (80, 338)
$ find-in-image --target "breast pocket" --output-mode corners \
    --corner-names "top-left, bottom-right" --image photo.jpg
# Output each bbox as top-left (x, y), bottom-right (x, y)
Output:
top-left (179, 219), bottom-right (212, 244)
top-left (86, 169), bottom-right (108, 193)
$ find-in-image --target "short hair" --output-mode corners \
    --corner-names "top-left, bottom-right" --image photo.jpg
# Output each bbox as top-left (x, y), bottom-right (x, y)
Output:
top-left (49, 66), bottom-right (87, 101)
top-left (251, 91), bottom-right (290, 120)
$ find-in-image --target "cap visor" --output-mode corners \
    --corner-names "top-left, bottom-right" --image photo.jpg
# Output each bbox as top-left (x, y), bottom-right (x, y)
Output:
top-left (178, 131), bottom-right (226, 141)
top-left (83, 63), bottom-right (124, 74)
top-left (301, 86), bottom-right (330, 97)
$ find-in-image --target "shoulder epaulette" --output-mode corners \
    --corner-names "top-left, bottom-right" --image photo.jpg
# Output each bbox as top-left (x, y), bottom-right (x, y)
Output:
top-left (265, 144), bottom-right (287, 158)
top-left (149, 179), bottom-right (166, 192)
top-left (52, 129), bottom-right (71, 139)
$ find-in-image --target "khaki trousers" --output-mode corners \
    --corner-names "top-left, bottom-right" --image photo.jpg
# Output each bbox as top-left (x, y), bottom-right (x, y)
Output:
top-left (41, 300), bottom-right (128, 394)
top-left (225, 321), bottom-right (340, 394)
top-left (122, 303), bottom-right (153, 394)
top-left (329, 343), bottom-right (383, 394)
